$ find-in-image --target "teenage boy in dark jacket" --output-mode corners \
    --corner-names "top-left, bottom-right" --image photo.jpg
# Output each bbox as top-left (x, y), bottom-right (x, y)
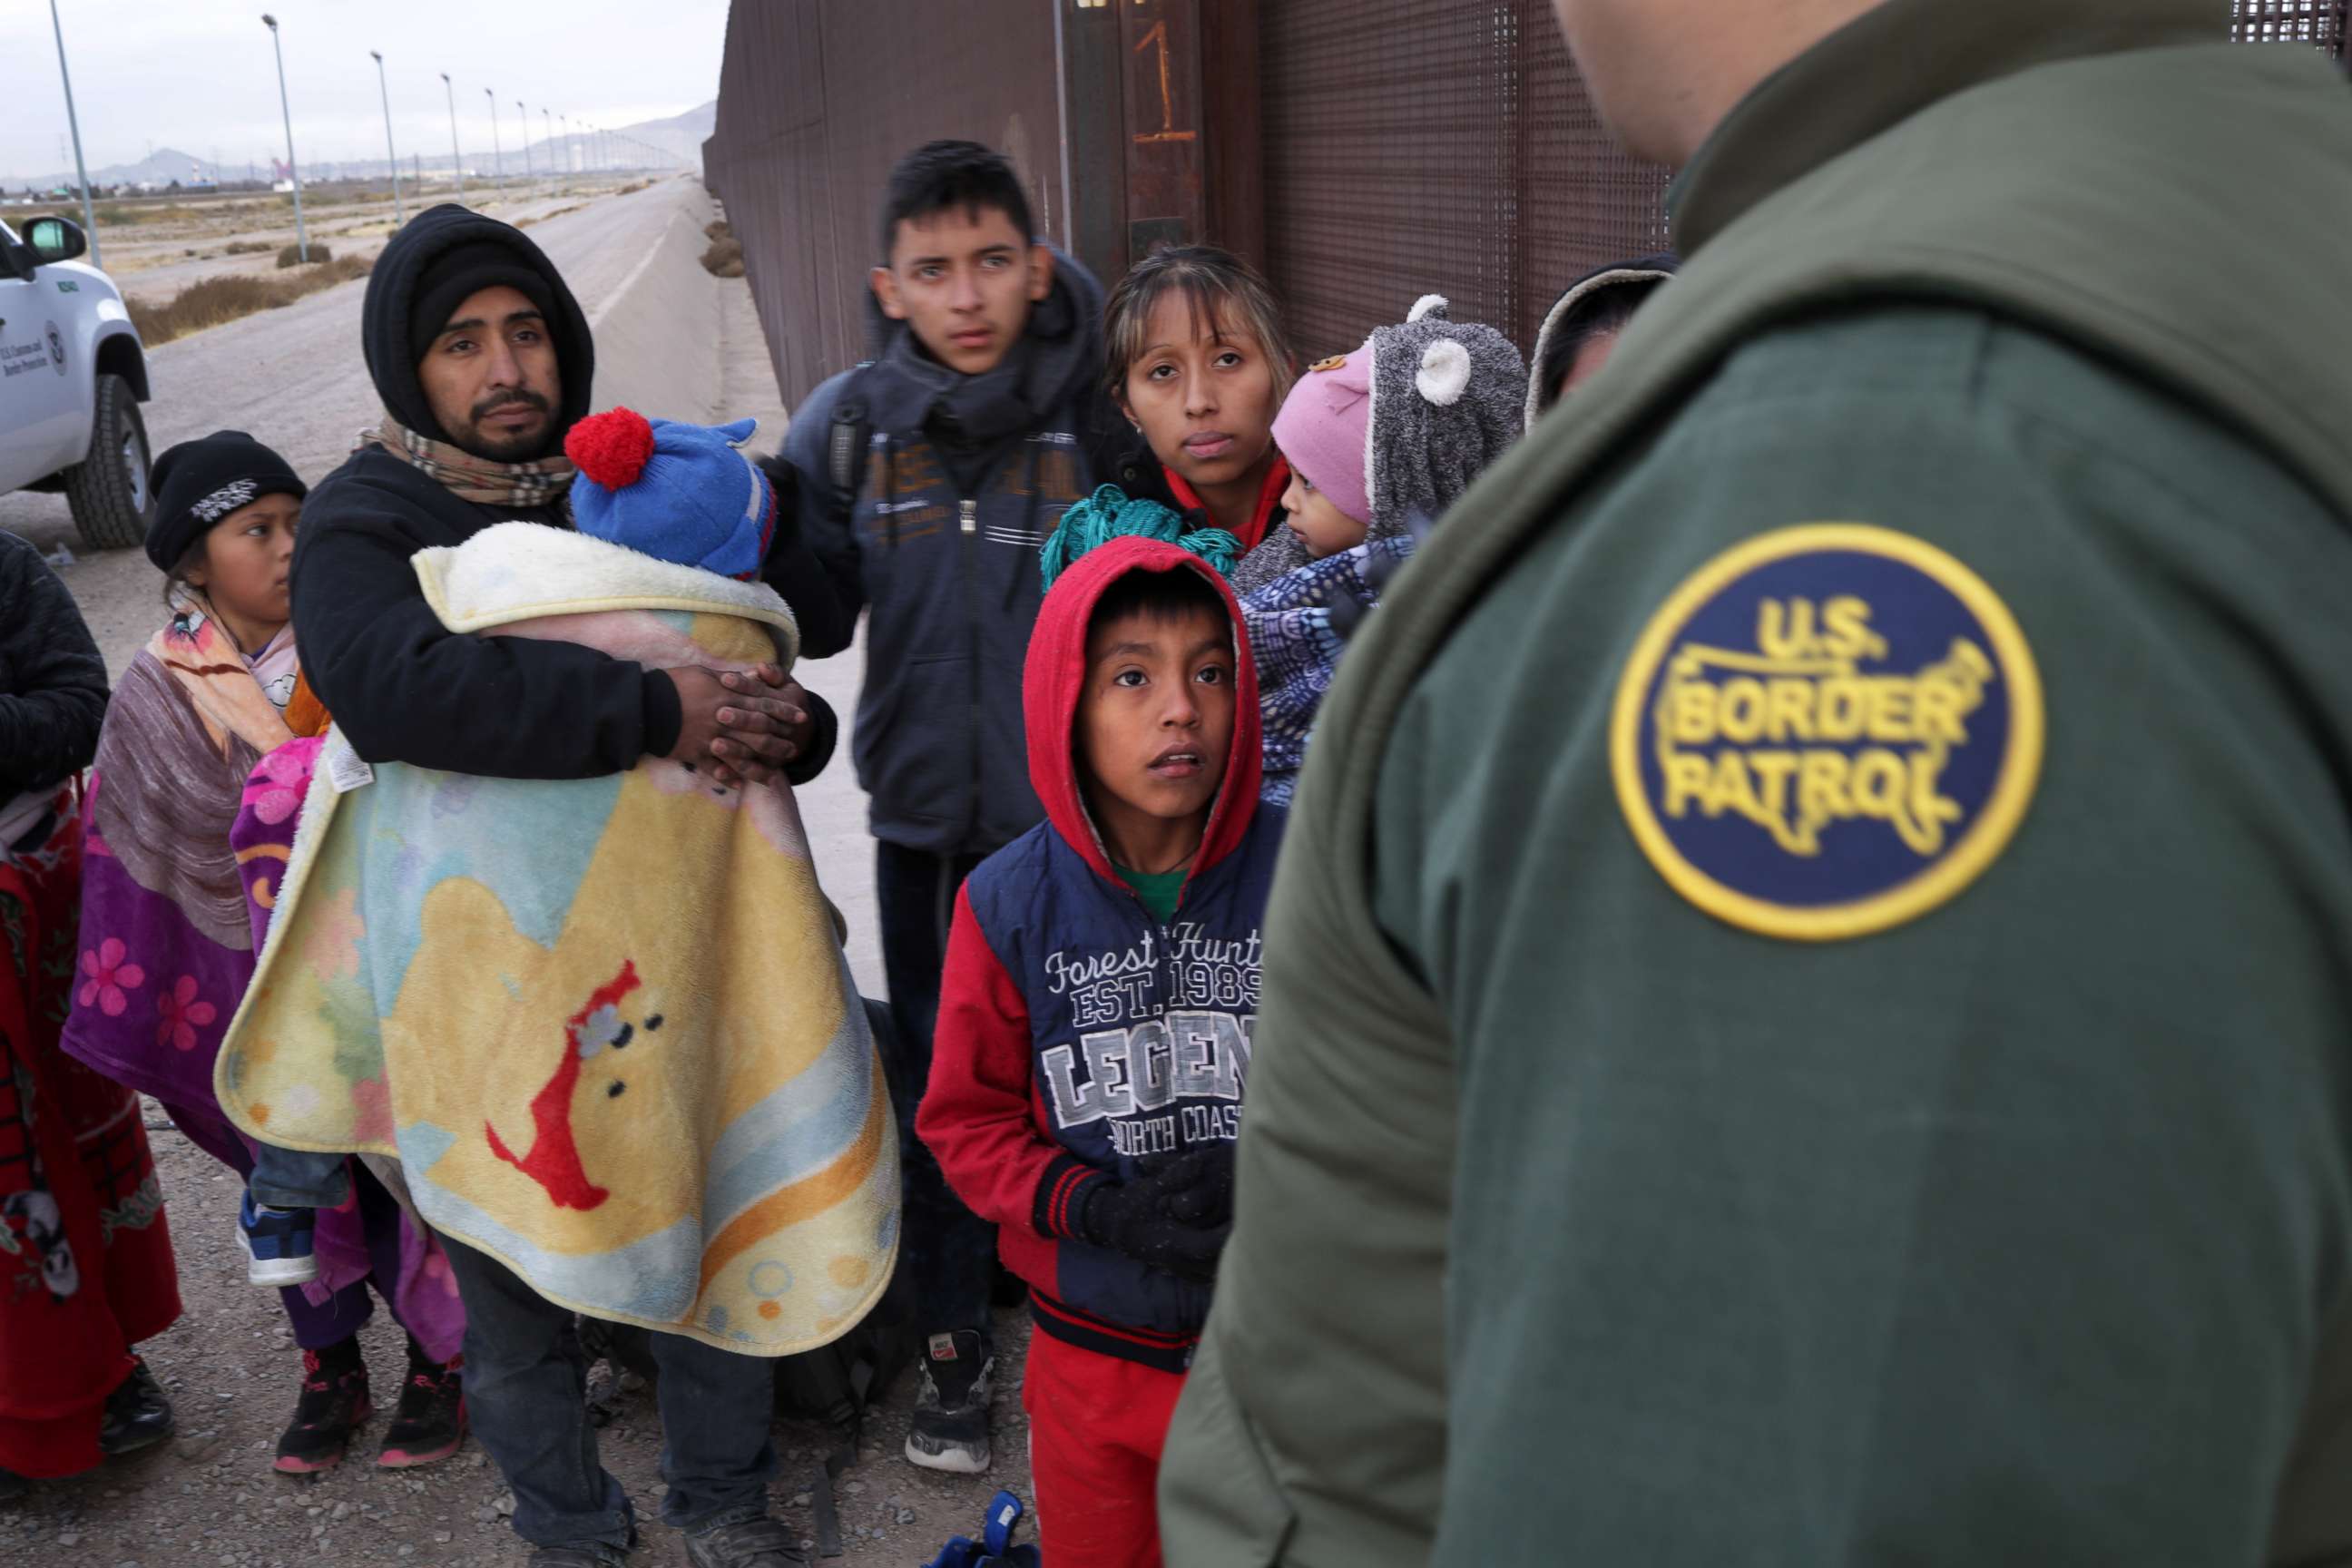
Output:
top-left (773, 140), bottom-right (1130, 1472)
top-left (292, 202), bottom-right (823, 1568)
top-left (920, 536), bottom-right (1279, 1567)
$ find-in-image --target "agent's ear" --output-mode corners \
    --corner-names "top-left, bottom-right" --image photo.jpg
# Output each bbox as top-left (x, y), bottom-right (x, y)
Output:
top-left (1026, 243), bottom-right (1054, 304)
top-left (870, 265), bottom-right (907, 322)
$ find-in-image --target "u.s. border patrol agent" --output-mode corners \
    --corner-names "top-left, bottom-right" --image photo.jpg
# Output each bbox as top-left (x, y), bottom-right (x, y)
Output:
top-left (1160, 0), bottom-right (2352, 1563)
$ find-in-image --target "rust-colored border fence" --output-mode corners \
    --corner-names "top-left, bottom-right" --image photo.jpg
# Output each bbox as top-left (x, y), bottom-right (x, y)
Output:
top-left (709, 3), bottom-right (2347, 410)
top-left (1258, 0), bottom-right (1669, 358)
top-left (2230, 0), bottom-right (2350, 48)
top-left (701, 0), bottom-right (1067, 408)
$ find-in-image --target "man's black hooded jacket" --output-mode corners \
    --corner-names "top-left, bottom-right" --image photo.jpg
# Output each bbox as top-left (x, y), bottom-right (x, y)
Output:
top-left (291, 203), bottom-right (834, 781)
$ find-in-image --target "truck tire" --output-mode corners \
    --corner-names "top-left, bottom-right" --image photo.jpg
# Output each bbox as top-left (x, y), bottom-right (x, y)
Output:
top-left (64, 374), bottom-right (154, 553)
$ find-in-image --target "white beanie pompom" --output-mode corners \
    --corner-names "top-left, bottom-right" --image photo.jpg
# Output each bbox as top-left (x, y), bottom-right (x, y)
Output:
top-left (1416, 338), bottom-right (1473, 407)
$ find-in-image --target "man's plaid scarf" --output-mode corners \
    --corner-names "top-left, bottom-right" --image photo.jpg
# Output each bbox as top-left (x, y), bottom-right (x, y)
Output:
top-left (359, 415), bottom-right (576, 510)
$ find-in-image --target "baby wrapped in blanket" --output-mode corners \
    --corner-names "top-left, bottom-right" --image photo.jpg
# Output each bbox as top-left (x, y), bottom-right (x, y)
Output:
top-left (218, 410), bottom-right (897, 1355)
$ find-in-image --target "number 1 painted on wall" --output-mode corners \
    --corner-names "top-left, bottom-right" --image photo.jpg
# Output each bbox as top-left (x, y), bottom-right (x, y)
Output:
top-left (1133, 19), bottom-right (1197, 143)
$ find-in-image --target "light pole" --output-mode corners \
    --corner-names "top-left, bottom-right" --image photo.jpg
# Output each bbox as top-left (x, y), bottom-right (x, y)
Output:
top-left (559, 114), bottom-right (572, 174)
top-left (439, 73), bottom-right (464, 196)
top-left (485, 88), bottom-right (502, 189)
top-left (542, 108), bottom-right (554, 185)
top-left (45, 0), bottom-right (100, 266)
top-left (260, 14), bottom-right (307, 263)
top-left (369, 50), bottom-right (404, 225)
top-left (517, 101), bottom-right (532, 188)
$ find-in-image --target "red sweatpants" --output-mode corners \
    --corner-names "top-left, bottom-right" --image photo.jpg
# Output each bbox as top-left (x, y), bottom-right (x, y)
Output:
top-left (1022, 1328), bottom-right (1188, 1568)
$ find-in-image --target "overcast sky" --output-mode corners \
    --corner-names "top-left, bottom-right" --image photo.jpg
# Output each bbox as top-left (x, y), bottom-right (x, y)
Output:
top-left (9, 0), bottom-right (730, 180)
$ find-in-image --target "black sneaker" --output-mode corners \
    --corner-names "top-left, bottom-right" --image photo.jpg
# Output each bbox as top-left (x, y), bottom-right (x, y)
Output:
top-left (903, 1329), bottom-right (991, 1475)
top-left (274, 1340), bottom-right (371, 1474)
top-left (682, 1507), bottom-right (806, 1567)
top-left (98, 1357), bottom-right (174, 1456)
top-left (377, 1338), bottom-right (465, 1468)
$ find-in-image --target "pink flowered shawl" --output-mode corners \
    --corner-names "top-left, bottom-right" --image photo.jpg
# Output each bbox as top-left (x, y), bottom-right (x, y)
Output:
top-left (57, 607), bottom-right (464, 1357)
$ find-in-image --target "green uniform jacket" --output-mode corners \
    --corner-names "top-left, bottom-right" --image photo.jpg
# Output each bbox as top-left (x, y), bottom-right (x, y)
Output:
top-left (1161, 2), bottom-right (2352, 1563)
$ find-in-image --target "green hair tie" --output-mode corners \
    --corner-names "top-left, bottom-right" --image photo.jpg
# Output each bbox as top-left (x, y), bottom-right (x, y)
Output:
top-left (1039, 484), bottom-right (1241, 591)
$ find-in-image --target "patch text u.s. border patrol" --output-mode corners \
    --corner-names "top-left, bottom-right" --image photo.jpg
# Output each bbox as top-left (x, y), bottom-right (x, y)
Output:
top-left (1610, 524), bottom-right (2043, 941)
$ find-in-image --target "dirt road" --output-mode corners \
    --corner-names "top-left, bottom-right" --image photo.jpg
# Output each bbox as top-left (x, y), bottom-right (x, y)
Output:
top-left (0, 180), bottom-right (1034, 1567)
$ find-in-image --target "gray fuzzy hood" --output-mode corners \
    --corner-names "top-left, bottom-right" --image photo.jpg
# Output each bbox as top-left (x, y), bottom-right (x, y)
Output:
top-left (1234, 294), bottom-right (1524, 591)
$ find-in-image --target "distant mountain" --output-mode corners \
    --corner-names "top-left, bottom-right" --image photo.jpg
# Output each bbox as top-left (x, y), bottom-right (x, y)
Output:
top-left (505, 100), bottom-right (713, 180)
top-left (606, 101), bottom-right (716, 166)
top-left (1, 103), bottom-right (713, 193)
top-left (5, 145), bottom-right (230, 193)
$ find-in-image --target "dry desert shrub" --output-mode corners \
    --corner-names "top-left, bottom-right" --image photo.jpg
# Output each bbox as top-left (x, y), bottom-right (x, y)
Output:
top-left (701, 236), bottom-right (744, 277)
top-left (129, 253), bottom-right (372, 346)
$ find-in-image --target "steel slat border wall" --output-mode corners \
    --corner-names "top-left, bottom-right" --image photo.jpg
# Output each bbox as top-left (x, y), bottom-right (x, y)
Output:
top-left (2230, 0), bottom-right (2351, 48)
top-left (1257, 0), bottom-right (1670, 360)
top-left (703, 0), bottom-right (1065, 410)
top-left (710, 3), bottom-right (2347, 415)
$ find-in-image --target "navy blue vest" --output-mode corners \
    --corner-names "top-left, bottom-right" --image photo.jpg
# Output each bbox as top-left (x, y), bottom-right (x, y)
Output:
top-left (963, 807), bottom-right (1286, 1341)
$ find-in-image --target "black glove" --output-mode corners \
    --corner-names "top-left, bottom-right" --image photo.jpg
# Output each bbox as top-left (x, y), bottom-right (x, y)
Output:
top-left (1152, 1144), bottom-right (1234, 1228)
top-left (1077, 1160), bottom-right (1231, 1283)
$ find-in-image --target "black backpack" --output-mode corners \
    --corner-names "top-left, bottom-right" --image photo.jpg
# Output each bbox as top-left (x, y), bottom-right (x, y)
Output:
top-left (822, 364), bottom-right (877, 531)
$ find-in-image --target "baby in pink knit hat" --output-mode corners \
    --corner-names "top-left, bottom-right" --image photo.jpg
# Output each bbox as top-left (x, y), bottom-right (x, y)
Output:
top-left (1238, 296), bottom-right (1525, 804)
top-left (1256, 294), bottom-right (1524, 577)
top-left (1269, 339), bottom-right (1377, 560)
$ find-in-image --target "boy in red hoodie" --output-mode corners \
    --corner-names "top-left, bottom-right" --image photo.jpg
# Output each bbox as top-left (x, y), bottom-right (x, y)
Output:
top-left (918, 535), bottom-right (1280, 1567)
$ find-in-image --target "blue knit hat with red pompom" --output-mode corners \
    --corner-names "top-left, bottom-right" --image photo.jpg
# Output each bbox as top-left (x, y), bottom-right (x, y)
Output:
top-left (564, 407), bottom-right (776, 580)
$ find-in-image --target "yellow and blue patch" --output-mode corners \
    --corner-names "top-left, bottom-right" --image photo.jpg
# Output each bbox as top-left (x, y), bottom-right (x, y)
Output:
top-left (1611, 524), bottom-right (2042, 941)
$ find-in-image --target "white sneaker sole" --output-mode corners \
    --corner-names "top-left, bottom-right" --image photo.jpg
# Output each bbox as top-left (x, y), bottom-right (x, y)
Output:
top-left (239, 1226), bottom-right (318, 1288)
top-left (903, 1435), bottom-right (990, 1475)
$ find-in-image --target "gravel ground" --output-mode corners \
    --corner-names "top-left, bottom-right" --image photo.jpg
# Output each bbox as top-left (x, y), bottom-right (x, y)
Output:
top-left (0, 1122), bottom-right (1036, 1566)
top-left (2, 180), bottom-right (1037, 1566)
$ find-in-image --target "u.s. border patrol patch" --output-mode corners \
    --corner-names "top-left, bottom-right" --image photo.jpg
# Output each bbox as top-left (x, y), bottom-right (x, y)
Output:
top-left (1611, 524), bottom-right (2042, 941)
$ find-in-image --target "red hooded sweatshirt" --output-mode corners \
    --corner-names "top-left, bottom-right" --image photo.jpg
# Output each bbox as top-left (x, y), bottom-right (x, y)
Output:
top-left (917, 538), bottom-right (1284, 1372)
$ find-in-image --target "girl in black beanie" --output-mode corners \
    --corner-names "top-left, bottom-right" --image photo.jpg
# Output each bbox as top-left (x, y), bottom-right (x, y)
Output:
top-left (142, 429), bottom-right (306, 696)
top-left (64, 430), bottom-right (472, 1476)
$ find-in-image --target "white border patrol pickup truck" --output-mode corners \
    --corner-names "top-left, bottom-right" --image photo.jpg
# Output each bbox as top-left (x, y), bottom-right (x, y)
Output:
top-left (0, 213), bottom-right (154, 550)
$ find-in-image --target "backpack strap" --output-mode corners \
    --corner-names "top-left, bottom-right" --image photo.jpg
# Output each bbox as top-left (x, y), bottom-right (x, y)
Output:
top-left (826, 362), bottom-right (877, 528)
